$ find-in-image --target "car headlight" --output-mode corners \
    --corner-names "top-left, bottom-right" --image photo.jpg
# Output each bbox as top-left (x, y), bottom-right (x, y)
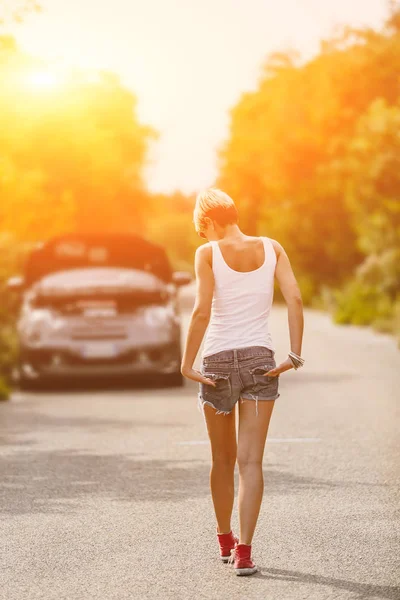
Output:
top-left (20, 309), bottom-right (66, 345)
top-left (144, 304), bottom-right (174, 327)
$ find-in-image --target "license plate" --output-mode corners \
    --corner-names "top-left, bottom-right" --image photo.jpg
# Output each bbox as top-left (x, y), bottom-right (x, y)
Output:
top-left (81, 343), bottom-right (117, 358)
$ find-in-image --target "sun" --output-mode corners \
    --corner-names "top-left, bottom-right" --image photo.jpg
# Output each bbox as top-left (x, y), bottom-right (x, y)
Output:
top-left (23, 68), bottom-right (64, 90)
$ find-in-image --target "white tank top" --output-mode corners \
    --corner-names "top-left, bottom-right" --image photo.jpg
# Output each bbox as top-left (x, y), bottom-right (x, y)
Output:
top-left (201, 236), bottom-right (277, 359)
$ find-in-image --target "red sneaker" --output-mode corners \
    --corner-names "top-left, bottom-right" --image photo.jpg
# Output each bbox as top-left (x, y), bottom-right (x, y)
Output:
top-left (228, 543), bottom-right (258, 575)
top-left (216, 528), bottom-right (239, 562)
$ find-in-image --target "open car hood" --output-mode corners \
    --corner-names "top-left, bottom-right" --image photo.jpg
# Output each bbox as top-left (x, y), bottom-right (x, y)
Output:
top-left (27, 267), bottom-right (171, 314)
top-left (24, 232), bottom-right (173, 287)
top-left (31, 267), bottom-right (168, 297)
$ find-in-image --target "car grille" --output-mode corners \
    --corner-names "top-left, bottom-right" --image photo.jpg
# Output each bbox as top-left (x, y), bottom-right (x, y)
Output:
top-left (69, 326), bottom-right (127, 340)
top-left (63, 348), bottom-right (164, 366)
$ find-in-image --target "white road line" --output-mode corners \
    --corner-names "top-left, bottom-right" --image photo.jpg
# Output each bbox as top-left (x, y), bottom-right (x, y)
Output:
top-left (267, 438), bottom-right (322, 442)
top-left (176, 441), bottom-right (209, 445)
top-left (177, 438), bottom-right (321, 445)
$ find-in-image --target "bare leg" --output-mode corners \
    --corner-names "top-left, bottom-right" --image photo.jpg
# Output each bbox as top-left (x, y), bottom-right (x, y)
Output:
top-left (203, 402), bottom-right (237, 533)
top-left (237, 398), bottom-right (275, 545)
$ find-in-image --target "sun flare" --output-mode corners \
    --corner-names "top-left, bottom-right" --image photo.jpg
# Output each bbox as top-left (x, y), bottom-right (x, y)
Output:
top-left (23, 68), bottom-right (64, 90)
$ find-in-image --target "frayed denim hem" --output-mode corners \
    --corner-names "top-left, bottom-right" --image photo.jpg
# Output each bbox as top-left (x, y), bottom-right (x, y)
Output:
top-left (240, 392), bottom-right (280, 416)
top-left (197, 391), bottom-right (280, 421)
top-left (197, 390), bottom-right (232, 424)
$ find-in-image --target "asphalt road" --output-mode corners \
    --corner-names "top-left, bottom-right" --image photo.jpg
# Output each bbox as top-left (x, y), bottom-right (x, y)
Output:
top-left (1, 290), bottom-right (399, 600)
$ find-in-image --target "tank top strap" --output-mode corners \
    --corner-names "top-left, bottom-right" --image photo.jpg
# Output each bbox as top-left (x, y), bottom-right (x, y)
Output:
top-left (262, 236), bottom-right (270, 265)
top-left (210, 240), bottom-right (223, 272)
top-left (256, 236), bottom-right (270, 271)
top-left (261, 235), bottom-right (267, 254)
top-left (262, 235), bottom-right (277, 268)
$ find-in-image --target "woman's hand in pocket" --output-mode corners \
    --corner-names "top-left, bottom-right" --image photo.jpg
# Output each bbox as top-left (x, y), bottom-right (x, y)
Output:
top-left (265, 357), bottom-right (294, 377)
top-left (181, 366), bottom-right (217, 386)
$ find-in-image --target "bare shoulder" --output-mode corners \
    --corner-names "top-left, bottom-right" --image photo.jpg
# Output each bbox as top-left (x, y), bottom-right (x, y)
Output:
top-left (267, 238), bottom-right (302, 301)
top-left (267, 238), bottom-right (284, 261)
top-left (195, 242), bottom-right (213, 265)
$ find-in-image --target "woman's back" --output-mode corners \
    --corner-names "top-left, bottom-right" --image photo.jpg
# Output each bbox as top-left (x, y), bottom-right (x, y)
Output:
top-left (201, 236), bottom-right (277, 359)
top-left (213, 236), bottom-right (268, 273)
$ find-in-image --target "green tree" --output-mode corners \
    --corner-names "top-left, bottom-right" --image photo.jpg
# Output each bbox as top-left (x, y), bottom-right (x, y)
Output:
top-left (332, 98), bottom-right (400, 338)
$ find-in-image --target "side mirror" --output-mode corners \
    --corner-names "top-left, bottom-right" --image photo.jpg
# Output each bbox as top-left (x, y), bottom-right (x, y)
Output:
top-left (172, 271), bottom-right (193, 287)
top-left (6, 275), bottom-right (26, 293)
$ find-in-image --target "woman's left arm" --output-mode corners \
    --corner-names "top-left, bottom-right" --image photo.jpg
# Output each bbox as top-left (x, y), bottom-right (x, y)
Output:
top-left (180, 245), bottom-right (216, 386)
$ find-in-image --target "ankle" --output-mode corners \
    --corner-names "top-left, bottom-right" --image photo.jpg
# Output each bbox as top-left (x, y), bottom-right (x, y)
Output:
top-left (217, 528), bottom-right (232, 535)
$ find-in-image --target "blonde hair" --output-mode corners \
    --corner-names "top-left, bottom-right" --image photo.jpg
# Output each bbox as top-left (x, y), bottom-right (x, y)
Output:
top-left (193, 188), bottom-right (238, 232)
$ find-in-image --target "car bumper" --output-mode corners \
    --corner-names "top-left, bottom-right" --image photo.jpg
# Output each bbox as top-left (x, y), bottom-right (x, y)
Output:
top-left (19, 343), bottom-right (181, 380)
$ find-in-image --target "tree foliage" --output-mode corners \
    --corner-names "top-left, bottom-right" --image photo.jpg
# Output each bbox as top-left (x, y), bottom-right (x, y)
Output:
top-left (217, 6), bottom-right (400, 301)
top-left (0, 36), bottom-right (156, 240)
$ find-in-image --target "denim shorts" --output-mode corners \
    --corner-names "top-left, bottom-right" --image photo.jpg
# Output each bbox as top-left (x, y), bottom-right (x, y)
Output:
top-left (197, 345), bottom-right (280, 420)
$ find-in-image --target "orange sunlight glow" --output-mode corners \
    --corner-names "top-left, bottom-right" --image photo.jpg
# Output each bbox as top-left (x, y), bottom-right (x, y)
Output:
top-left (12, 0), bottom-right (389, 193)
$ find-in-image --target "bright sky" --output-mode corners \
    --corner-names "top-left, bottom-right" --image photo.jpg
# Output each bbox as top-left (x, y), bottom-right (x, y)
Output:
top-left (11, 0), bottom-right (388, 194)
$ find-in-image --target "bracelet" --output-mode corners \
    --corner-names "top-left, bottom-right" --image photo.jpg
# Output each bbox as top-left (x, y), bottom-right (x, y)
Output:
top-left (288, 351), bottom-right (305, 370)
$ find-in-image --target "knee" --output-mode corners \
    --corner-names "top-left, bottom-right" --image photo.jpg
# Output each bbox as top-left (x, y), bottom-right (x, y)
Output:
top-left (212, 454), bottom-right (236, 470)
top-left (237, 456), bottom-right (262, 473)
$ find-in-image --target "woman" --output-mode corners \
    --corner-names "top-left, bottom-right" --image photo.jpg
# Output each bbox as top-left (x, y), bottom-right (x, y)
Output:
top-left (180, 188), bottom-right (304, 576)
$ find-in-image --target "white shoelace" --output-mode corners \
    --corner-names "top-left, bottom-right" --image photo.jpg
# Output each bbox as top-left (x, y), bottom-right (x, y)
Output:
top-left (228, 547), bottom-right (236, 566)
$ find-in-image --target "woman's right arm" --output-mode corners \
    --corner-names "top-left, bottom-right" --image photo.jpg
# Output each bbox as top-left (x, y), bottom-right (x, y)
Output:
top-left (272, 240), bottom-right (304, 357)
top-left (263, 239), bottom-right (304, 378)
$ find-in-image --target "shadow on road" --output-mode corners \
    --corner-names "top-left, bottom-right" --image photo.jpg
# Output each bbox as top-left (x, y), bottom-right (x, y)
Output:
top-left (12, 374), bottom-right (186, 393)
top-left (253, 566), bottom-right (400, 600)
top-left (0, 401), bottom-right (391, 518)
